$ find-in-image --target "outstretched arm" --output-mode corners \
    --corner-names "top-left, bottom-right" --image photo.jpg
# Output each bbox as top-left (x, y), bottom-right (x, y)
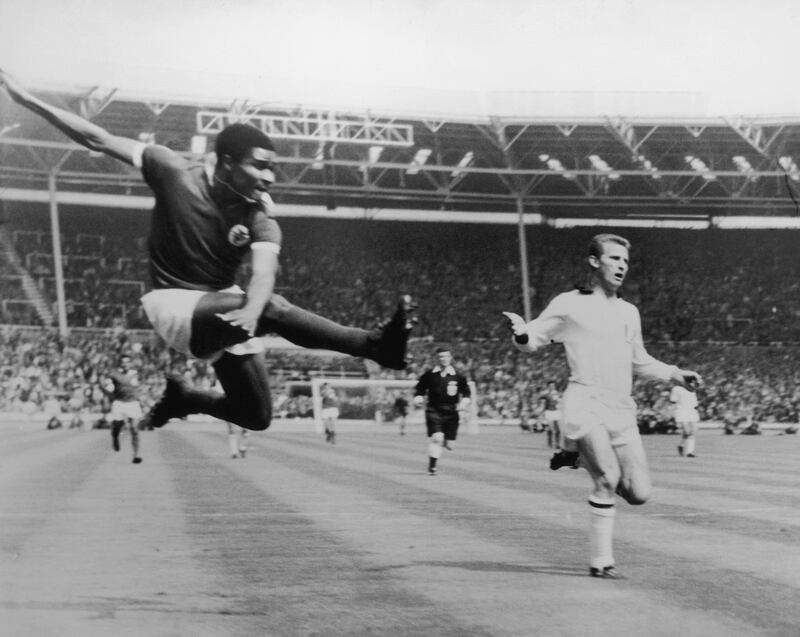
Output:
top-left (502, 299), bottom-right (566, 353)
top-left (0, 69), bottom-right (141, 165)
top-left (631, 314), bottom-right (702, 390)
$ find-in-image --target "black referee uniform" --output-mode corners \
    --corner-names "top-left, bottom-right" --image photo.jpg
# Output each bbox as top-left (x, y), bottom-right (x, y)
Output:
top-left (414, 365), bottom-right (471, 441)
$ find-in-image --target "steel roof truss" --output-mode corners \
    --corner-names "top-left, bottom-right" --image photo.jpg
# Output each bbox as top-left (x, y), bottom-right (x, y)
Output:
top-left (78, 87), bottom-right (118, 120)
top-left (195, 110), bottom-right (414, 147)
top-left (725, 118), bottom-right (786, 157)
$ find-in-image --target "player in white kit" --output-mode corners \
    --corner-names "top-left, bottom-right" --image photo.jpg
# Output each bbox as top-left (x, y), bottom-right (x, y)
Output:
top-left (503, 234), bottom-right (701, 578)
top-left (671, 384), bottom-right (700, 457)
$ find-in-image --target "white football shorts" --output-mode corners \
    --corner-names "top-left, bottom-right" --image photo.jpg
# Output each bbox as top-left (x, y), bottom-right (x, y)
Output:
top-left (674, 409), bottom-right (700, 424)
top-left (543, 409), bottom-right (561, 424)
top-left (109, 399), bottom-right (144, 421)
top-left (141, 287), bottom-right (266, 360)
top-left (560, 383), bottom-right (639, 447)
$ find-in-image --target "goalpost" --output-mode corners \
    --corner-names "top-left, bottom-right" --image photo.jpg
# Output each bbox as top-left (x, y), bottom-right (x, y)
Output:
top-left (310, 377), bottom-right (479, 434)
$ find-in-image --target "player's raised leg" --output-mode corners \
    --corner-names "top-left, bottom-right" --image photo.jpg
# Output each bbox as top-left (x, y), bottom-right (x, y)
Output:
top-left (186, 292), bottom-right (415, 367)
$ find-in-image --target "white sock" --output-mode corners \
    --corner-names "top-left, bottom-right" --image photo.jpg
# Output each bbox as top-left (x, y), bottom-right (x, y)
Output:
top-left (428, 441), bottom-right (442, 459)
top-left (685, 435), bottom-right (696, 455)
top-left (589, 496), bottom-right (616, 569)
top-left (228, 434), bottom-right (239, 456)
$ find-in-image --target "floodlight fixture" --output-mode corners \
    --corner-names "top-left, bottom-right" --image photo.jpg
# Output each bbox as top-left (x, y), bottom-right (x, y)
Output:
top-left (732, 155), bottom-right (757, 181)
top-left (312, 145), bottom-right (325, 170)
top-left (684, 154), bottom-right (716, 181)
top-left (406, 148), bottom-right (432, 175)
top-left (451, 151), bottom-right (474, 177)
top-left (368, 145), bottom-right (383, 164)
top-left (637, 154), bottom-right (661, 180)
top-left (588, 154), bottom-right (620, 181)
top-left (539, 153), bottom-right (575, 180)
top-left (778, 156), bottom-right (800, 182)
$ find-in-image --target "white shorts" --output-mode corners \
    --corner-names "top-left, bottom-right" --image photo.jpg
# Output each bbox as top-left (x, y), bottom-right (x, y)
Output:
top-left (544, 409), bottom-right (560, 424)
top-left (675, 410), bottom-right (699, 424)
top-left (141, 287), bottom-right (266, 360)
top-left (321, 407), bottom-right (340, 420)
top-left (561, 383), bottom-right (638, 447)
top-left (109, 400), bottom-right (143, 421)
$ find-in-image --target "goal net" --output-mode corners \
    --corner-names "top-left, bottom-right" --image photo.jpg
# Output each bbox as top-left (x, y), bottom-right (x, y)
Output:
top-left (309, 377), bottom-right (479, 434)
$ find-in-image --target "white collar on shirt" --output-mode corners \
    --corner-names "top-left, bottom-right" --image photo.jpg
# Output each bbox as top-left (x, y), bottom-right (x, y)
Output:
top-left (433, 365), bottom-right (456, 376)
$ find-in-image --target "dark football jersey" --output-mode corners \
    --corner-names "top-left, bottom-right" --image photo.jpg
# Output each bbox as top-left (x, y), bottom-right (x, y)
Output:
top-left (414, 368), bottom-right (471, 413)
top-left (106, 368), bottom-right (140, 402)
top-left (141, 145), bottom-right (282, 291)
top-left (541, 389), bottom-right (560, 411)
top-left (393, 396), bottom-right (409, 416)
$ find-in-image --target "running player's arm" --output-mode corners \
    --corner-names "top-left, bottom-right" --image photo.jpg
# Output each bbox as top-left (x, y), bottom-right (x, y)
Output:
top-left (503, 293), bottom-right (569, 353)
top-left (0, 69), bottom-right (141, 165)
top-left (413, 373), bottom-right (429, 407)
top-left (457, 374), bottom-right (471, 409)
top-left (631, 309), bottom-right (702, 389)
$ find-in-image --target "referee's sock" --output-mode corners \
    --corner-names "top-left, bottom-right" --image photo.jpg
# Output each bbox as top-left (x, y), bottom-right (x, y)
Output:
top-left (588, 495), bottom-right (616, 569)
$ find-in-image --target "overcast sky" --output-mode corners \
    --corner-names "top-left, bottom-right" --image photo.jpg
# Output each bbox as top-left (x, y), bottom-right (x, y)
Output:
top-left (2, 0), bottom-right (799, 116)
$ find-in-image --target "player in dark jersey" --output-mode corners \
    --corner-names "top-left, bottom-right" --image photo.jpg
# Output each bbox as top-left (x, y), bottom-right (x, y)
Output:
top-left (1, 70), bottom-right (415, 433)
top-left (413, 347), bottom-right (471, 475)
top-left (103, 354), bottom-right (143, 464)
top-left (539, 380), bottom-right (563, 451)
top-left (393, 394), bottom-right (410, 435)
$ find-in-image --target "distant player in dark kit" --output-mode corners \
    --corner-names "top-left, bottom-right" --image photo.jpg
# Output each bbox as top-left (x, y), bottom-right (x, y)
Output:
top-left (393, 394), bottom-right (410, 435)
top-left (104, 354), bottom-right (143, 464)
top-left (414, 347), bottom-right (471, 475)
top-left (539, 380), bottom-right (563, 450)
top-left (0, 69), bottom-right (415, 435)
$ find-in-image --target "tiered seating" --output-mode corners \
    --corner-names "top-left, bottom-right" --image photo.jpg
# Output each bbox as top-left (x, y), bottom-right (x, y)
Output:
top-left (3, 204), bottom-right (800, 423)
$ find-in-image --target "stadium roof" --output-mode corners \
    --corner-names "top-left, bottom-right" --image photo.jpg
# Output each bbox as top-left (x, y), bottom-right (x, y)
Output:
top-left (4, 85), bottom-right (800, 226)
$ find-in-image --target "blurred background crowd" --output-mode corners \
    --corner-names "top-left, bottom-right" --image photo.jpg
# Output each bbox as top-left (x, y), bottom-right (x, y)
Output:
top-left (1, 204), bottom-right (798, 427)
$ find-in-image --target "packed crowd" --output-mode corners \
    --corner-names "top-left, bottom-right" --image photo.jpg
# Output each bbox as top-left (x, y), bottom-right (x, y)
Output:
top-left (1, 326), bottom-right (797, 425)
top-left (0, 328), bottom-right (365, 421)
top-left (1, 205), bottom-right (799, 425)
top-left (5, 207), bottom-right (800, 344)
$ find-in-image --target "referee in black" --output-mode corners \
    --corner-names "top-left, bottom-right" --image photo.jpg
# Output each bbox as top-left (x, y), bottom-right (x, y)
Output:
top-left (414, 347), bottom-right (472, 475)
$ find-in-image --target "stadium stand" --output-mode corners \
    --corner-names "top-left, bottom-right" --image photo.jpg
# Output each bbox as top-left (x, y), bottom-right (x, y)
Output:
top-left (1, 203), bottom-right (798, 425)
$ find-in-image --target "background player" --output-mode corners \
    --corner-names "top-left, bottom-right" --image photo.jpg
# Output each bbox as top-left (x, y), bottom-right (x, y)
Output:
top-left (503, 233), bottom-right (701, 578)
top-left (671, 381), bottom-right (700, 457)
top-left (539, 380), bottom-right (563, 451)
top-left (393, 393), bottom-right (410, 435)
top-left (320, 382), bottom-right (339, 444)
top-left (414, 347), bottom-right (471, 475)
top-left (227, 421), bottom-right (250, 459)
top-left (0, 69), bottom-right (414, 435)
top-left (103, 354), bottom-right (143, 464)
